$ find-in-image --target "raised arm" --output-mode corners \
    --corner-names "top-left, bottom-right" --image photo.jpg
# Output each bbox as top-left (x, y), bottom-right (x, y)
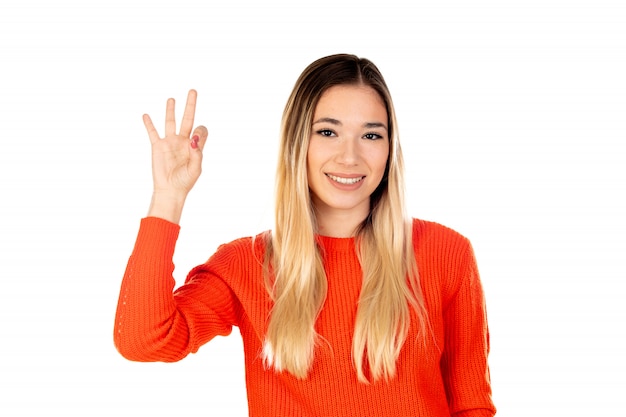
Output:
top-left (114, 91), bottom-right (232, 362)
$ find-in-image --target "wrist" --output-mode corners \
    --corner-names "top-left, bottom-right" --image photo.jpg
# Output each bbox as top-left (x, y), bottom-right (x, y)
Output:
top-left (147, 191), bottom-right (188, 224)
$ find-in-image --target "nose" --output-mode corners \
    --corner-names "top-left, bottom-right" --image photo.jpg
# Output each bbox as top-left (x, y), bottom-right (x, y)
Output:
top-left (336, 137), bottom-right (359, 165)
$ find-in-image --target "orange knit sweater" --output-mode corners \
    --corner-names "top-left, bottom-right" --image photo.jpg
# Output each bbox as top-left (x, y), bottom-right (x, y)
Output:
top-left (115, 217), bottom-right (495, 417)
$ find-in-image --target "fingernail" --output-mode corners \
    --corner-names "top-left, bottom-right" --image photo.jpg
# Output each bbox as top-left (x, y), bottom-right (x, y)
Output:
top-left (191, 135), bottom-right (199, 149)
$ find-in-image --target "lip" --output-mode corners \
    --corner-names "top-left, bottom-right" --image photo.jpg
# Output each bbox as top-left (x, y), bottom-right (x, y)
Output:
top-left (325, 173), bottom-right (366, 189)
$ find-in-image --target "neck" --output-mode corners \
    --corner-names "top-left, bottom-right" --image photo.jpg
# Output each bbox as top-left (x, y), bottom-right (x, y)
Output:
top-left (314, 207), bottom-right (369, 238)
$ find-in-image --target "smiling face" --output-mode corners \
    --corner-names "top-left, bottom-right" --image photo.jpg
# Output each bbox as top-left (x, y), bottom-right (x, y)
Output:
top-left (307, 84), bottom-right (390, 235)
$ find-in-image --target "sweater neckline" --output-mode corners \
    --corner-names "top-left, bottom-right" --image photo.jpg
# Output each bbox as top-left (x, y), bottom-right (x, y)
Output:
top-left (315, 234), bottom-right (356, 252)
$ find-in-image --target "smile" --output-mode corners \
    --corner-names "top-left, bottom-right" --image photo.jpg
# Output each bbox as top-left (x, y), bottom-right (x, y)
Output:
top-left (326, 174), bottom-right (365, 185)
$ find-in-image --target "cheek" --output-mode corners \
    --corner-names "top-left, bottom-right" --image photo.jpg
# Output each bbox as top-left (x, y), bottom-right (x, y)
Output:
top-left (306, 144), bottom-right (320, 188)
top-left (306, 139), bottom-right (326, 170)
top-left (372, 147), bottom-right (390, 177)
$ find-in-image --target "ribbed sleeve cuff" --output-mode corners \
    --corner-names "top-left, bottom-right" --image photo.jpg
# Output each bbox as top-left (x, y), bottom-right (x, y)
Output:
top-left (134, 217), bottom-right (181, 258)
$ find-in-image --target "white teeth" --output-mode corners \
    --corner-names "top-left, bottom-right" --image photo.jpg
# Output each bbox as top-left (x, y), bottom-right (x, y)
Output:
top-left (327, 174), bottom-right (364, 185)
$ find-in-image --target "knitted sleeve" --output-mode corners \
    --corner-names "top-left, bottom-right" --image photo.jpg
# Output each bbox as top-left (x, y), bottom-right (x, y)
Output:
top-left (114, 217), bottom-right (239, 362)
top-left (440, 240), bottom-right (496, 417)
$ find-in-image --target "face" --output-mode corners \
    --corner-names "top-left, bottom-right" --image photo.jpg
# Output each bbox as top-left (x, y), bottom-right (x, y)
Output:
top-left (307, 84), bottom-right (389, 226)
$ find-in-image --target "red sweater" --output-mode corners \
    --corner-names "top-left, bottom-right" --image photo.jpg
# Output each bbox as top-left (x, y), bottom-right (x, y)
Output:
top-left (115, 217), bottom-right (496, 417)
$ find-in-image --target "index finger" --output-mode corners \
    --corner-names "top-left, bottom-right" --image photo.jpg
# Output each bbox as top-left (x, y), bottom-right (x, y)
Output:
top-left (179, 89), bottom-right (197, 138)
top-left (142, 114), bottom-right (160, 144)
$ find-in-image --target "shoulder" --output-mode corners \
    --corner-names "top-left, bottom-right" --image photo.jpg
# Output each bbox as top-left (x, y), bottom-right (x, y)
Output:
top-left (215, 232), bottom-right (266, 254)
top-left (186, 231), bottom-right (269, 284)
top-left (410, 218), bottom-right (476, 279)
top-left (410, 218), bottom-right (479, 298)
top-left (411, 218), bottom-right (471, 252)
top-left (206, 231), bottom-right (269, 268)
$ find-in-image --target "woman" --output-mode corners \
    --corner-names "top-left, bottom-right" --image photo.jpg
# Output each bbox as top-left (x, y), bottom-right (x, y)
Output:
top-left (114, 54), bottom-right (496, 416)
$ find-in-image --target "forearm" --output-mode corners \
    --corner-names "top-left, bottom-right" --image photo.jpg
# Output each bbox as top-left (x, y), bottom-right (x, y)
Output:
top-left (114, 217), bottom-right (191, 362)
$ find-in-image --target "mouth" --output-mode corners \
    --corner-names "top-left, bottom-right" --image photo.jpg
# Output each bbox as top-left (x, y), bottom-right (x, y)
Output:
top-left (325, 173), bottom-right (365, 185)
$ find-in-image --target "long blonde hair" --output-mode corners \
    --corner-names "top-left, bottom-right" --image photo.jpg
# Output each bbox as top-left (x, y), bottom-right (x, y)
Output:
top-left (263, 54), bottom-right (427, 383)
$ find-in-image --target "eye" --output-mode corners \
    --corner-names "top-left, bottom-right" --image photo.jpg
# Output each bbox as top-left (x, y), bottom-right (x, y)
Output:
top-left (363, 132), bottom-right (383, 140)
top-left (316, 129), bottom-right (336, 137)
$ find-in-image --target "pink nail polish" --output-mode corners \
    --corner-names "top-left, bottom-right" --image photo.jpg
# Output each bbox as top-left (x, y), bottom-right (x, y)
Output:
top-left (191, 135), bottom-right (199, 149)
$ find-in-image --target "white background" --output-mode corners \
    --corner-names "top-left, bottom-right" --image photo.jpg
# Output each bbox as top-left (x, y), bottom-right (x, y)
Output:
top-left (1, 0), bottom-right (624, 416)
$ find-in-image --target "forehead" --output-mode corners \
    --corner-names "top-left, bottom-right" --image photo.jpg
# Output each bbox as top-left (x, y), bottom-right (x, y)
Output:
top-left (314, 85), bottom-right (387, 119)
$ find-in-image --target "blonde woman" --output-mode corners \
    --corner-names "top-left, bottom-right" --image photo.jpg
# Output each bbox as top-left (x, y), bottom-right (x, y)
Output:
top-left (114, 54), bottom-right (496, 416)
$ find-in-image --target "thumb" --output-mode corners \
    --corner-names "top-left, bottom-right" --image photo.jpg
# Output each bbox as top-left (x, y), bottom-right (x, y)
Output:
top-left (190, 125), bottom-right (209, 152)
top-left (188, 125), bottom-right (208, 177)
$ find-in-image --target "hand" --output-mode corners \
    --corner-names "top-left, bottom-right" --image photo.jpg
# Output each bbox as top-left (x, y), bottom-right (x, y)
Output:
top-left (143, 90), bottom-right (208, 222)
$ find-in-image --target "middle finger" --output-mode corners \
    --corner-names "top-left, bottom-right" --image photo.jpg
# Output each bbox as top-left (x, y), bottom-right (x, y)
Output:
top-left (179, 90), bottom-right (197, 138)
top-left (165, 98), bottom-right (176, 137)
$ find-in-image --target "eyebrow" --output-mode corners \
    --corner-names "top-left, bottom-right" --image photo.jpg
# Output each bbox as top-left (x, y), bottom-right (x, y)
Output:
top-left (312, 117), bottom-right (388, 131)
